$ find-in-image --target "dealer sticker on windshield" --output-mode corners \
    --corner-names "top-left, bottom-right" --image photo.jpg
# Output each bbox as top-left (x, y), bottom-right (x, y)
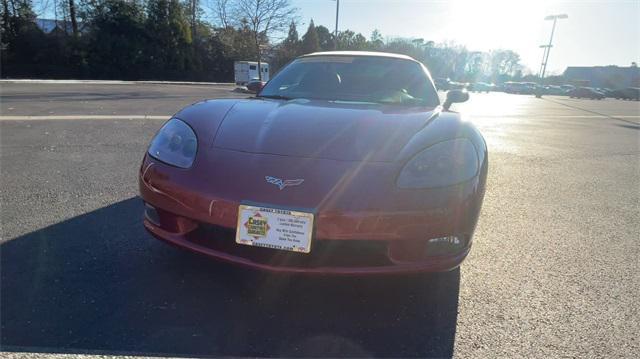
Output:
top-left (236, 205), bottom-right (314, 254)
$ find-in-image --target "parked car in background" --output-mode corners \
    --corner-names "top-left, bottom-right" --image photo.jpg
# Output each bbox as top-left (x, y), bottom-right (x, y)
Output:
top-left (560, 84), bottom-right (576, 92)
top-left (543, 85), bottom-right (567, 96)
top-left (595, 88), bottom-right (615, 98)
top-left (567, 87), bottom-right (605, 100)
top-left (503, 82), bottom-right (521, 93)
top-left (611, 87), bottom-right (640, 101)
top-left (246, 80), bottom-right (266, 93)
top-left (434, 77), bottom-right (450, 91)
top-left (448, 81), bottom-right (469, 90)
top-left (504, 82), bottom-right (537, 94)
top-left (597, 88), bottom-right (614, 98)
top-left (470, 82), bottom-right (495, 93)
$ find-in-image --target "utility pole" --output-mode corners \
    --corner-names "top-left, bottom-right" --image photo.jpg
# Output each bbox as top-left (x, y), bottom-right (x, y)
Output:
top-left (536, 14), bottom-right (568, 97)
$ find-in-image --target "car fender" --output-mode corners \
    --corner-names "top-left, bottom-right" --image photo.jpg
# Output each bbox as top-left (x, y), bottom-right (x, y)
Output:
top-left (395, 110), bottom-right (487, 170)
top-left (173, 99), bottom-right (244, 148)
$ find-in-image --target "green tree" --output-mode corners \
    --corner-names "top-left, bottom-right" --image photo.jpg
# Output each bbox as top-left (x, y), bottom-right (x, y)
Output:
top-left (315, 25), bottom-right (333, 50)
top-left (0, 0), bottom-right (530, 85)
top-left (145, 0), bottom-right (193, 78)
top-left (208, 23), bottom-right (260, 80)
top-left (489, 49), bottom-right (521, 81)
top-left (1, 0), bottom-right (48, 74)
top-left (300, 19), bottom-right (320, 54)
top-left (336, 30), bottom-right (367, 50)
top-left (369, 29), bottom-right (383, 49)
top-left (464, 51), bottom-right (486, 81)
top-left (85, 0), bottom-right (147, 79)
top-left (271, 20), bottom-right (300, 70)
top-left (282, 20), bottom-right (299, 55)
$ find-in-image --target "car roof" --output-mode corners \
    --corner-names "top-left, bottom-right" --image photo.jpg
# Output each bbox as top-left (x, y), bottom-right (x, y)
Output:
top-left (300, 51), bottom-right (418, 62)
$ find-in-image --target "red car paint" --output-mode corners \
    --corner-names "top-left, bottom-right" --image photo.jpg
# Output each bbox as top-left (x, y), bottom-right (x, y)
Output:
top-left (139, 53), bottom-right (488, 274)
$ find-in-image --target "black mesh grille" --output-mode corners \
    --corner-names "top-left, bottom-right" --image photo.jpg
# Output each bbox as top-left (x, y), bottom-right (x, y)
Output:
top-left (187, 223), bottom-right (392, 268)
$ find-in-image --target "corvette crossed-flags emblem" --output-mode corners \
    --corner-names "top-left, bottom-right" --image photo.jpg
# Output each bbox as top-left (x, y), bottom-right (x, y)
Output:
top-left (265, 176), bottom-right (304, 190)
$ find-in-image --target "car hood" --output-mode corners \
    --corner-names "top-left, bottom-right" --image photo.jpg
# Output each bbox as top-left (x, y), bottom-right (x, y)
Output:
top-left (212, 99), bottom-right (438, 162)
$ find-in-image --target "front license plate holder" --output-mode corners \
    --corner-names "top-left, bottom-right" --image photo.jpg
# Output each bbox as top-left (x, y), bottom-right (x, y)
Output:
top-left (235, 204), bottom-right (314, 254)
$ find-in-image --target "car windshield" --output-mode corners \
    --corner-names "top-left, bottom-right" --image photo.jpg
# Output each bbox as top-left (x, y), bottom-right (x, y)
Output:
top-left (259, 55), bottom-right (440, 107)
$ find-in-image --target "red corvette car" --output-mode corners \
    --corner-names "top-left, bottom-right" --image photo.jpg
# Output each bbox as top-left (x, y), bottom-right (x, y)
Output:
top-left (139, 51), bottom-right (487, 274)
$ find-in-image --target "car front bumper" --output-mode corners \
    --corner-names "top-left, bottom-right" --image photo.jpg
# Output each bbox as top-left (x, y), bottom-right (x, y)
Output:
top-left (139, 154), bottom-right (485, 274)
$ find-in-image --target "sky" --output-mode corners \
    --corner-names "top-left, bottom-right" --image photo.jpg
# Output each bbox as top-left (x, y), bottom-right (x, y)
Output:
top-left (291, 0), bottom-right (640, 74)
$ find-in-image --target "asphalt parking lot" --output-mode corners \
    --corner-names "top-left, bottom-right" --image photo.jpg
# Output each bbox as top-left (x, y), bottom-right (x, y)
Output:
top-left (1, 82), bottom-right (639, 357)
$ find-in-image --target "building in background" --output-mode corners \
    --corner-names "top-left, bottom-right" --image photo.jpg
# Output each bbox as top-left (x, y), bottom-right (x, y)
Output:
top-left (563, 65), bottom-right (640, 89)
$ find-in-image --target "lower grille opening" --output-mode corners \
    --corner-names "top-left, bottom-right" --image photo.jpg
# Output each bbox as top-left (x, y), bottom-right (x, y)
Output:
top-left (186, 223), bottom-right (392, 268)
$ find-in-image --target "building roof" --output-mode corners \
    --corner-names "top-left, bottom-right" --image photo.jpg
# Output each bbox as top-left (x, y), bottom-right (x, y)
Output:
top-left (565, 65), bottom-right (638, 73)
top-left (563, 65), bottom-right (640, 88)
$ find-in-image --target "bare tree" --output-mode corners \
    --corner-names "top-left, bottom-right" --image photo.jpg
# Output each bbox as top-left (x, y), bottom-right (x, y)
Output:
top-left (210, 0), bottom-right (231, 28)
top-left (234, 0), bottom-right (296, 80)
top-left (188, 0), bottom-right (198, 39)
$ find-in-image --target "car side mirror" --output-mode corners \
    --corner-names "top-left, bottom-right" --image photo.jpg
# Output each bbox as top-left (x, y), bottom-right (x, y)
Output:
top-left (443, 89), bottom-right (469, 110)
top-left (247, 80), bottom-right (265, 94)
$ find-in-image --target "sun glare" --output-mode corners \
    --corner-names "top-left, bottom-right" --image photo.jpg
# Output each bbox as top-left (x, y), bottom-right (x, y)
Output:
top-left (445, 0), bottom-right (555, 69)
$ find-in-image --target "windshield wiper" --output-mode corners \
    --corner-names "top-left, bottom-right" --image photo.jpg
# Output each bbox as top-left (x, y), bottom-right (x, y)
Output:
top-left (329, 100), bottom-right (380, 105)
top-left (257, 94), bottom-right (293, 100)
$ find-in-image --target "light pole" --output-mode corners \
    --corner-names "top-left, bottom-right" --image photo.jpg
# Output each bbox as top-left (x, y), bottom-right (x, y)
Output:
top-left (538, 44), bottom-right (552, 79)
top-left (539, 14), bottom-right (568, 82)
top-left (333, 0), bottom-right (340, 49)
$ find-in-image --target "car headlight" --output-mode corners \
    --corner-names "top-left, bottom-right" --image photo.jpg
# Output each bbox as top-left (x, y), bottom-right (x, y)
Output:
top-left (397, 138), bottom-right (479, 189)
top-left (147, 118), bottom-right (197, 168)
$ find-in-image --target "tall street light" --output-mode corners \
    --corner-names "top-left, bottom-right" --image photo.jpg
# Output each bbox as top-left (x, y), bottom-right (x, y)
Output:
top-left (332, 0), bottom-right (340, 49)
top-left (538, 44), bottom-right (552, 80)
top-left (539, 14), bottom-right (568, 82)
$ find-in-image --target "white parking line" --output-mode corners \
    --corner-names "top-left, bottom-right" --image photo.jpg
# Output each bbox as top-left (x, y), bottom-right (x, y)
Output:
top-left (1, 114), bottom-right (638, 121)
top-left (546, 115), bottom-right (639, 118)
top-left (0, 79), bottom-right (234, 86)
top-left (471, 115), bottom-right (640, 118)
top-left (0, 115), bottom-right (169, 121)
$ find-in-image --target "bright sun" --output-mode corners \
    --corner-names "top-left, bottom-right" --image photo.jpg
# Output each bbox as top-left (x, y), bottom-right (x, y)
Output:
top-left (446, 0), bottom-right (557, 70)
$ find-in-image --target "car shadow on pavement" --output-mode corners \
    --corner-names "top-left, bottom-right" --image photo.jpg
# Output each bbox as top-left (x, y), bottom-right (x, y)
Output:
top-left (615, 123), bottom-right (640, 130)
top-left (1, 197), bottom-right (460, 358)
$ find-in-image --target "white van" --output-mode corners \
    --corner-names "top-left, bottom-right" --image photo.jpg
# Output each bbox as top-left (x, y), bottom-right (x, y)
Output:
top-left (234, 61), bottom-right (269, 85)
